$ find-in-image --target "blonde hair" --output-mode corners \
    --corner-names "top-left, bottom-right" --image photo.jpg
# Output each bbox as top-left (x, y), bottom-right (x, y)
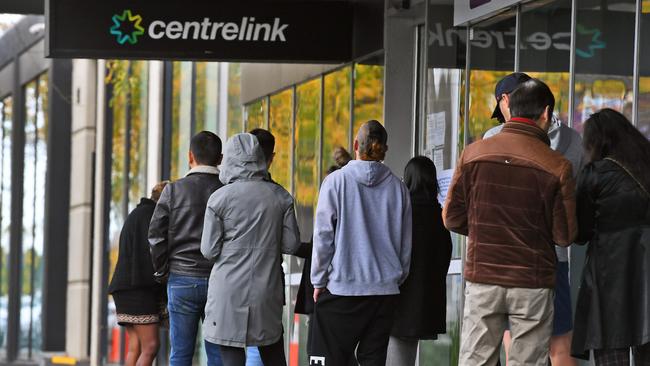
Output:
top-left (150, 181), bottom-right (170, 202)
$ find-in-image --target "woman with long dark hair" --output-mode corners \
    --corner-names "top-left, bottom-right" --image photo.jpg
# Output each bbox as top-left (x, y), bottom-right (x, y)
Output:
top-left (386, 156), bottom-right (452, 366)
top-left (572, 108), bottom-right (650, 365)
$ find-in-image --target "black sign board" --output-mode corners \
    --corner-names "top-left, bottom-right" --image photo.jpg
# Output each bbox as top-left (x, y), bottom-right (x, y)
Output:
top-left (46, 0), bottom-right (353, 63)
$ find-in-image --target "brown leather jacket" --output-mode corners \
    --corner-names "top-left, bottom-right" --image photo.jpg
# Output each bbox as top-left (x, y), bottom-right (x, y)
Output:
top-left (443, 121), bottom-right (577, 288)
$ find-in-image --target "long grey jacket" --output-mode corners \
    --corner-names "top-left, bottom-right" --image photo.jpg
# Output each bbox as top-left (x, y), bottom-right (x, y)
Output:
top-left (201, 133), bottom-right (300, 347)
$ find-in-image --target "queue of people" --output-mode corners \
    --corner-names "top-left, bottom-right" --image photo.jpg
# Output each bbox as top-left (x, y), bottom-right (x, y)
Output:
top-left (107, 72), bottom-right (650, 366)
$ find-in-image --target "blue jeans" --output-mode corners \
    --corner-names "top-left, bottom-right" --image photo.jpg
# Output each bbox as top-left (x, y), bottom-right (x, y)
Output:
top-left (167, 274), bottom-right (223, 366)
top-left (167, 274), bottom-right (262, 366)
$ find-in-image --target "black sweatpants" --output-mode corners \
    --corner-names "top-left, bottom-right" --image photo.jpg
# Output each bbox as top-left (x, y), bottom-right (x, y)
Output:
top-left (219, 338), bottom-right (286, 366)
top-left (308, 291), bottom-right (397, 366)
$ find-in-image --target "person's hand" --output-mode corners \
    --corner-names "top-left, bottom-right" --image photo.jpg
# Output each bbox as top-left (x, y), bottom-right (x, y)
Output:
top-left (313, 288), bottom-right (325, 303)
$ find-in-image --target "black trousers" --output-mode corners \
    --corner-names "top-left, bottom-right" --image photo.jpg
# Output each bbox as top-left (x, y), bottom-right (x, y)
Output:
top-left (219, 338), bottom-right (286, 366)
top-left (308, 291), bottom-right (397, 366)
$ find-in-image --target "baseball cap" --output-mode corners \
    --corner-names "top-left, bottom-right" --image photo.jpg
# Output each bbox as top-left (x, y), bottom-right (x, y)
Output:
top-left (491, 72), bottom-right (532, 122)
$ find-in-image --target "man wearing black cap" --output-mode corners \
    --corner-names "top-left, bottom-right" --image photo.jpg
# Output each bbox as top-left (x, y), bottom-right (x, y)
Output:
top-left (484, 73), bottom-right (583, 366)
top-left (444, 78), bottom-right (577, 365)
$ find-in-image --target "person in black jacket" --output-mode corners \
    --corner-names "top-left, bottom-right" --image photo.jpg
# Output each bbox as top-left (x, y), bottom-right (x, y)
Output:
top-left (571, 108), bottom-right (650, 365)
top-left (108, 181), bottom-right (168, 366)
top-left (386, 156), bottom-right (452, 366)
top-left (148, 131), bottom-right (225, 366)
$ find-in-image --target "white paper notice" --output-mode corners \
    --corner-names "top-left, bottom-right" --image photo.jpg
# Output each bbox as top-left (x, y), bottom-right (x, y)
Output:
top-left (437, 168), bottom-right (454, 205)
top-left (426, 114), bottom-right (436, 150)
top-left (433, 148), bottom-right (444, 170)
top-left (433, 111), bottom-right (446, 147)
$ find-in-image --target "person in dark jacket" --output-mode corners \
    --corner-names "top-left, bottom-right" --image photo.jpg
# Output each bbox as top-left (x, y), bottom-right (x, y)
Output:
top-left (387, 156), bottom-right (452, 366)
top-left (572, 108), bottom-right (650, 365)
top-left (109, 181), bottom-right (168, 366)
top-left (148, 131), bottom-right (224, 366)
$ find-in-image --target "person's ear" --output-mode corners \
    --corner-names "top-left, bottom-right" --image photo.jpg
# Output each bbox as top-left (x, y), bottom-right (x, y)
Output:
top-left (354, 140), bottom-right (359, 152)
top-left (539, 106), bottom-right (551, 131)
top-left (189, 150), bottom-right (195, 165)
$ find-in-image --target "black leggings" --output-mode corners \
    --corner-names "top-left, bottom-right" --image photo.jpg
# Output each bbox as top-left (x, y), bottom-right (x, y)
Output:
top-left (219, 338), bottom-right (286, 366)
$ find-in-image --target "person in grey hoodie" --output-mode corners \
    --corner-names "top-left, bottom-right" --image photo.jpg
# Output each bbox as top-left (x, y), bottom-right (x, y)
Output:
top-left (200, 133), bottom-right (300, 366)
top-left (308, 120), bottom-right (412, 366)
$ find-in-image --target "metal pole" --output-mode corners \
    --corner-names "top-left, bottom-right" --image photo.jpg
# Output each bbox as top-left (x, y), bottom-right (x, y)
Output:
top-left (568, 0), bottom-right (578, 129)
top-left (632, 0), bottom-right (642, 126)
top-left (514, 4), bottom-right (522, 72)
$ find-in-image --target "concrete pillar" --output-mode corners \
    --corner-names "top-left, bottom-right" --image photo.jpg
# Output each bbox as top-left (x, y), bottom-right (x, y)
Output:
top-left (148, 61), bottom-right (164, 189)
top-left (382, 2), bottom-right (417, 175)
top-left (65, 59), bottom-right (97, 361)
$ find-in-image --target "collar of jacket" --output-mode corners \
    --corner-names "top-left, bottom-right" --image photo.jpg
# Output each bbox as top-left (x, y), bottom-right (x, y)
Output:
top-left (502, 120), bottom-right (551, 146)
top-left (139, 197), bottom-right (155, 206)
top-left (185, 165), bottom-right (220, 177)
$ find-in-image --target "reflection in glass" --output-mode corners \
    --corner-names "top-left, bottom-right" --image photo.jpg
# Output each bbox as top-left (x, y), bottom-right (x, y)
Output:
top-left (573, 0), bottom-right (635, 132)
top-left (419, 275), bottom-right (462, 366)
top-left (637, 9), bottom-right (650, 137)
top-left (227, 64), bottom-right (243, 137)
top-left (322, 67), bottom-right (351, 176)
top-left (269, 89), bottom-right (293, 190)
top-left (353, 62), bottom-right (384, 135)
top-left (0, 97), bottom-right (11, 356)
top-left (245, 98), bottom-right (268, 131)
top-left (171, 61), bottom-right (193, 180)
top-left (128, 62), bottom-right (149, 211)
top-left (105, 60), bottom-right (149, 363)
top-left (294, 79), bottom-right (321, 242)
top-left (19, 72), bottom-right (48, 358)
top-left (520, 0), bottom-right (572, 124)
top-left (466, 14), bottom-right (516, 143)
top-left (195, 62), bottom-right (219, 133)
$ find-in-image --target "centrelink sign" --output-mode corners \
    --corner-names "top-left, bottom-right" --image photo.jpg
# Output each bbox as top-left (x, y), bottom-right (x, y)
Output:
top-left (46, 0), bottom-right (353, 62)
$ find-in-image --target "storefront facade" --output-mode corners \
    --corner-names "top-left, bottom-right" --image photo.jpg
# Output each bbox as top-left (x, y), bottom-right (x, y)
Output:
top-left (1, 0), bottom-right (650, 364)
top-left (0, 15), bottom-right (71, 365)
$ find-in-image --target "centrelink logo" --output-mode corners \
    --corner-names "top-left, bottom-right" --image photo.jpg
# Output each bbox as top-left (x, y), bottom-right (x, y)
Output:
top-left (110, 10), bottom-right (289, 45)
top-left (110, 10), bottom-right (145, 45)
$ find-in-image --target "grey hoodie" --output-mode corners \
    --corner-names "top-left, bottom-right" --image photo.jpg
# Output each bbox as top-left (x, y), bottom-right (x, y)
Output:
top-left (311, 159), bottom-right (412, 296)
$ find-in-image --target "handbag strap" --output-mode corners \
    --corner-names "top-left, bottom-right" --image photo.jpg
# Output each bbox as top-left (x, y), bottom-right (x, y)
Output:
top-left (604, 157), bottom-right (650, 199)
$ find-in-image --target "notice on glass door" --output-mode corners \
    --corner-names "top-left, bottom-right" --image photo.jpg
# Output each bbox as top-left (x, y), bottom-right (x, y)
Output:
top-left (437, 168), bottom-right (455, 205)
top-left (426, 111), bottom-right (447, 150)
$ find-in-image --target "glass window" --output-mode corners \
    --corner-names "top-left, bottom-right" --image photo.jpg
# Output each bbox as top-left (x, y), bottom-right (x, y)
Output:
top-left (170, 61), bottom-right (193, 180)
top-left (467, 13), bottom-right (517, 143)
top-left (195, 62), bottom-right (219, 133)
top-left (128, 61), bottom-right (149, 211)
top-left (573, 0), bottom-right (635, 132)
top-left (268, 89), bottom-right (293, 190)
top-left (419, 275), bottom-right (463, 366)
top-left (520, 0), bottom-right (572, 124)
top-left (637, 4), bottom-right (650, 136)
top-left (104, 61), bottom-right (149, 364)
top-left (0, 96), bottom-right (12, 357)
top-left (423, 4), bottom-right (466, 172)
top-left (322, 67), bottom-right (352, 176)
top-left (353, 58), bottom-right (385, 135)
top-left (245, 98), bottom-right (268, 131)
top-left (19, 72), bottom-right (48, 359)
top-left (227, 64), bottom-right (243, 137)
top-left (294, 79), bottom-right (321, 241)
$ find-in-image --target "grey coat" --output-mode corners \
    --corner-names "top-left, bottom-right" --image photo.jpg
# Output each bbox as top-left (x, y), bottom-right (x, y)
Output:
top-left (201, 133), bottom-right (300, 347)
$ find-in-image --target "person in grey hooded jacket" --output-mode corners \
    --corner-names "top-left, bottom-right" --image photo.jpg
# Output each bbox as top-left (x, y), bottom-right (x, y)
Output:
top-left (200, 133), bottom-right (301, 366)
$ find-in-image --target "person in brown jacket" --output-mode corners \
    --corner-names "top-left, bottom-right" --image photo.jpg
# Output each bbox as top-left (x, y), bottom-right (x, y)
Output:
top-left (443, 78), bottom-right (577, 366)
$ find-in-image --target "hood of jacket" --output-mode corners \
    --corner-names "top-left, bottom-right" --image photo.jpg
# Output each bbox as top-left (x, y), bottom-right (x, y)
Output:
top-left (220, 133), bottom-right (268, 185)
top-left (343, 160), bottom-right (392, 187)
